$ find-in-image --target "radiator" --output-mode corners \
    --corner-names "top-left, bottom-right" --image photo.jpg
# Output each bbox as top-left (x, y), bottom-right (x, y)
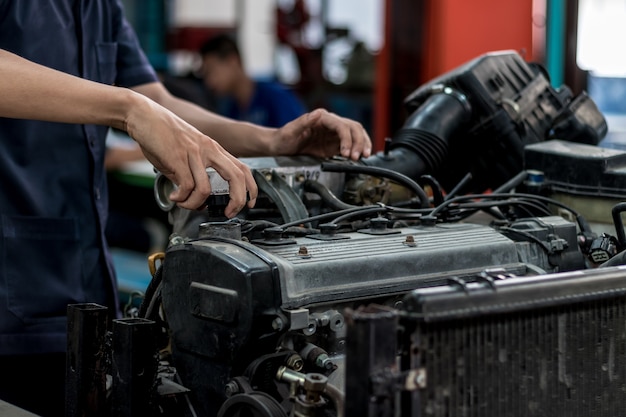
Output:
top-left (398, 267), bottom-right (626, 417)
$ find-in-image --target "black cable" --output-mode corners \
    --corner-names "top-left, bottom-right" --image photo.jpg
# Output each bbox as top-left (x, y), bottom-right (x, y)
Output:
top-left (442, 170), bottom-right (529, 223)
top-left (279, 205), bottom-right (377, 228)
top-left (329, 206), bottom-right (389, 225)
top-left (278, 201), bottom-right (434, 231)
top-left (434, 199), bottom-right (545, 223)
top-left (429, 192), bottom-right (588, 232)
top-left (283, 226), bottom-right (320, 236)
top-left (303, 179), bottom-right (356, 210)
top-left (240, 219), bottom-right (280, 235)
top-left (484, 207), bottom-right (508, 221)
top-left (276, 191), bottom-right (575, 234)
top-left (493, 170), bottom-right (529, 194)
top-left (138, 264), bottom-right (163, 320)
top-left (449, 204), bottom-right (534, 222)
top-left (611, 202), bottom-right (626, 248)
top-left (430, 193), bottom-right (580, 217)
top-left (321, 162), bottom-right (430, 208)
top-left (440, 193), bottom-right (551, 224)
top-left (498, 226), bottom-right (553, 255)
top-left (419, 175), bottom-right (444, 206)
top-left (445, 172), bottom-right (473, 201)
top-left (457, 199), bottom-right (551, 218)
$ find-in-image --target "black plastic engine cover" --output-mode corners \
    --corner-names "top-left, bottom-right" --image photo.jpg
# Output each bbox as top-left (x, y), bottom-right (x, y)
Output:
top-left (161, 238), bottom-right (282, 416)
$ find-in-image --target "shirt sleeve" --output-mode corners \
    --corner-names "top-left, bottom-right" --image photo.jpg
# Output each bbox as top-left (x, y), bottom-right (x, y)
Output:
top-left (269, 84), bottom-right (307, 127)
top-left (111, 0), bottom-right (158, 88)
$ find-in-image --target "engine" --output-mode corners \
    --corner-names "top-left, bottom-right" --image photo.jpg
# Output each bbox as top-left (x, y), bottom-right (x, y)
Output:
top-left (138, 50), bottom-right (621, 417)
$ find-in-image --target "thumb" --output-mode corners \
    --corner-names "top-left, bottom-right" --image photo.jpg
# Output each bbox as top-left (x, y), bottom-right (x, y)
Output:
top-left (287, 108), bottom-right (325, 139)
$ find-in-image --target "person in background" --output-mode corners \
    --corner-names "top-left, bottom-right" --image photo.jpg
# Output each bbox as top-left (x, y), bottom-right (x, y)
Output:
top-left (0, 2), bottom-right (371, 416)
top-left (200, 33), bottom-right (307, 127)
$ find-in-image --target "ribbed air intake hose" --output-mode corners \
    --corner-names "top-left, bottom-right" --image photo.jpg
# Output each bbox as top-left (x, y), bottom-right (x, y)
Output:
top-left (362, 88), bottom-right (472, 181)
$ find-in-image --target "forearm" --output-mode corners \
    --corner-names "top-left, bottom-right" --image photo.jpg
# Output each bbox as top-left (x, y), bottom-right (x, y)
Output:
top-left (0, 49), bottom-right (141, 130)
top-left (0, 49), bottom-right (258, 214)
top-left (131, 80), bottom-right (371, 162)
top-left (156, 92), bottom-right (373, 161)
top-left (104, 146), bottom-right (145, 170)
top-left (164, 95), bottom-right (278, 157)
top-left (132, 83), bottom-right (277, 157)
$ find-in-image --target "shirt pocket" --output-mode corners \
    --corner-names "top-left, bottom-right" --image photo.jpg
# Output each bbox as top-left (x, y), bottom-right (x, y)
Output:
top-left (96, 41), bottom-right (118, 85)
top-left (2, 215), bottom-right (84, 324)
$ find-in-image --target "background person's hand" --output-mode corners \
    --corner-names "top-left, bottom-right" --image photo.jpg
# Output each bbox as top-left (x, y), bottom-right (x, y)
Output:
top-left (273, 109), bottom-right (372, 161)
top-left (125, 96), bottom-right (257, 217)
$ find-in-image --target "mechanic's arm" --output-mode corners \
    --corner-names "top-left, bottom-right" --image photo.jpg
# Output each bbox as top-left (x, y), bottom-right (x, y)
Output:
top-left (132, 82), bottom-right (372, 161)
top-left (0, 49), bottom-right (256, 216)
top-left (104, 145), bottom-right (145, 171)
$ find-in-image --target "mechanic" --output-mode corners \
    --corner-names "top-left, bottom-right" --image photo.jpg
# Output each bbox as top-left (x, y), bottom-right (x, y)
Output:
top-left (0, 1), bottom-right (371, 416)
top-left (200, 33), bottom-right (307, 128)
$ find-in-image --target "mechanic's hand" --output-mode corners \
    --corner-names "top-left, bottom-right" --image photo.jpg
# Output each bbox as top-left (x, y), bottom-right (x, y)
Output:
top-left (274, 109), bottom-right (372, 161)
top-left (125, 96), bottom-right (257, 217)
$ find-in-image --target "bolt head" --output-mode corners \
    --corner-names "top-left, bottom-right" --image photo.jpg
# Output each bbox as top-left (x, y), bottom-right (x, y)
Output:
top-left (272, 317), bottom-right (284, 331)
top-left (303, 373), bottom-right (328, 393)
top-left (224, 381), bottom-right (239, 397)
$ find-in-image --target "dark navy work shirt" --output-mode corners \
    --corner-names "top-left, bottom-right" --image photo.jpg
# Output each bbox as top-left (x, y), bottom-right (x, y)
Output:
top-left (0, 0), bottom-right (157, 354)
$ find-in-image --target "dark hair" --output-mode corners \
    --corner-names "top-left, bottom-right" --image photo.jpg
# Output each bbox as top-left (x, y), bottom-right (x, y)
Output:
top-left (199, 34), bottom-right (240, 60)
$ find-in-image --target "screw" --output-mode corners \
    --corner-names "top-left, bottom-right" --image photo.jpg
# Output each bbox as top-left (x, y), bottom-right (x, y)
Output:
top-left (404, 235), bottom-right (417, 247)
top-left (297, 246), bottom-right (311, 258)
top-left (286, 354), bottom-right (304, 371)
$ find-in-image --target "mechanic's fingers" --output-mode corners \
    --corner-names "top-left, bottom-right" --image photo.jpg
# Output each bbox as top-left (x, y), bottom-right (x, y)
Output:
top-left (165, 146), bottom-right (256, 216)
top-left (208, 153), bottom-right (255, 218)
top-left (168, 152), bottom-right (212, 210)
top-left (347, 122), bottom-right (372, 160)
top-left (222, 169), bottom-right (246, 219)
top-left (333, 124), bottom-right (353, 159)
top-left (313, 109), bottom-right (371, 160)
top-left (242, 163), bottom-right (258, 208)
top-left (283, 109), bottom-right (320, 142)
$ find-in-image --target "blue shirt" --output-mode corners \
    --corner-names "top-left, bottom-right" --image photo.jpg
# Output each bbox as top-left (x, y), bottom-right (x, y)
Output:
top-left (223, 80), bottom-right (306, 128)
top-left (0, 0), bottom-right (157, 354)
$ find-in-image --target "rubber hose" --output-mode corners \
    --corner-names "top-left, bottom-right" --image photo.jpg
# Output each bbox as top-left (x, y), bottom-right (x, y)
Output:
top-left (303, 179), bottom-right (356, 210)
top-left (321, 162), bottom-right (430, 208)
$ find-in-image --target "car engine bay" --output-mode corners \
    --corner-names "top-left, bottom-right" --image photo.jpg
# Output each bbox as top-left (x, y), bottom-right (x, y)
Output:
top-left (66, 50), bottom-right (626, 417)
